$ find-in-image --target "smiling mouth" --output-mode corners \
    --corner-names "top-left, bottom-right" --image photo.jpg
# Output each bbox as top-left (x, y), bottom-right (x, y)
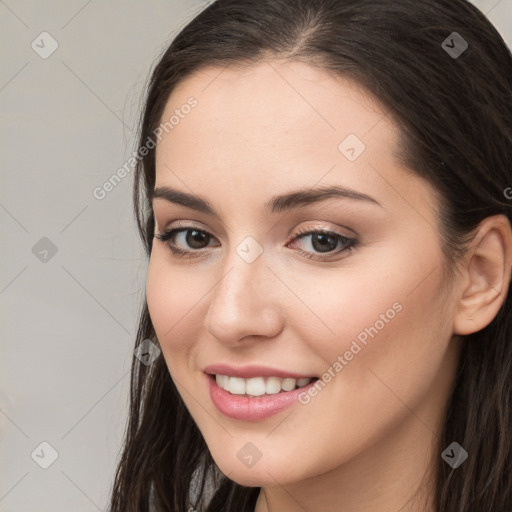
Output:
top-left (210, 374), bottom-right (319, 397)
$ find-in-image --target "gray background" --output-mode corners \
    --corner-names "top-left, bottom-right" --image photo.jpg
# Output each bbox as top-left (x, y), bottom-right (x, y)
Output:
top-left (1, 0), bottom-right (510, 510)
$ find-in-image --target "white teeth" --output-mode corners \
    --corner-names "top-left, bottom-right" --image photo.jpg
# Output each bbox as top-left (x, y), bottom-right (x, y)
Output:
top-left (265, 376), bottom-right (282, 394)
top-left (229, 376), bottom-right (246, 395)
top-left (215, 374), bottom-right (314, 396)
top-left (281, 378), bottom-right (296, 391)
top-left (220, 375), bottom-right (230, 392)
top-left (245, 377), bottom-right (266, 396)
top-left (216, 374), bottom-right (229, 390)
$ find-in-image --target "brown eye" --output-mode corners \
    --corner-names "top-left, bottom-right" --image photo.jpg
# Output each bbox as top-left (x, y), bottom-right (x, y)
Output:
top-left (288, 228), bottom-right (358, 261)
top-left (309, 232), bottom-right (339, 253)
top-left (185, 229), bottom-right (211, 249)
top-left (154, 226), bottom-right (218, 257)
top-left (154, 224), bottom-right (358, 262)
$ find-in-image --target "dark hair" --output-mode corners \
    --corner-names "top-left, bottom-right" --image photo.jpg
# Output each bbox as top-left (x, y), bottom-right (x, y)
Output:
top-left (109, 1), bottom-right (512, 510)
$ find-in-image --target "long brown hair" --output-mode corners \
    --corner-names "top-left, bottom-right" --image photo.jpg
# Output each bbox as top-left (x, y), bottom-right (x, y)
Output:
top-left (109, 1), bottom-right (512, 510)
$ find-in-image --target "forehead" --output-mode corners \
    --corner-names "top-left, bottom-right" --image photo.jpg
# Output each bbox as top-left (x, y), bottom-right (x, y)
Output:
top-left (161, 61), bottom-right (392, 143)
top-left (155, 60), bottom-right (401, 185)
top-left (151, 60), bottom-right (445, 230)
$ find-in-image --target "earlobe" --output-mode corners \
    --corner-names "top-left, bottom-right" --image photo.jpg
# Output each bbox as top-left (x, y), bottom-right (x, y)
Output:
top-left (453, 215), bottom-right (512, 336)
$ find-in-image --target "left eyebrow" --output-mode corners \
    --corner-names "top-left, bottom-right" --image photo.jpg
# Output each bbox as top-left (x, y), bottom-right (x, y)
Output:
top-left (151, 184), bottom-right (382, 218)
top-left (265, 185), bottom-right (382, 212)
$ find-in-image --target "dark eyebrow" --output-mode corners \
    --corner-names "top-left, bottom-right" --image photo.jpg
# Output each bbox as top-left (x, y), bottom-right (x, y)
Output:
top-left (266, 185), bottom-right (382, 212)
top-left (151, 185), bottom-right (382, 217)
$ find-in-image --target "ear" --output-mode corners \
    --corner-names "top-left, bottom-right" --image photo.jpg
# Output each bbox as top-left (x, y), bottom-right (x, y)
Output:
top-left (453, 215), bottom-right (512, 335)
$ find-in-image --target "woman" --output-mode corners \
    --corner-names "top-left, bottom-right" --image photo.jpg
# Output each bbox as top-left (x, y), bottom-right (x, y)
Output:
top-left (109, 1), bottom-right (512, 510)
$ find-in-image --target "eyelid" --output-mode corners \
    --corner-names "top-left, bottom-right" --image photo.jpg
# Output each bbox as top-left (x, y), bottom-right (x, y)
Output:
top-left (157, 219), bottom-right (208, 233)
top-left (290, 223), bottom-right (356, 241)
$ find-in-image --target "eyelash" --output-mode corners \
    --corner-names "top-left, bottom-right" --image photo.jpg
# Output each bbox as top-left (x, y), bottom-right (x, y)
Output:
top-left (154, 222), bottom-right (358, 262)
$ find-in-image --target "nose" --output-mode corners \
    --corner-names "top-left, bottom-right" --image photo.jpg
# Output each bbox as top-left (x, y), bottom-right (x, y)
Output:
top-left (204, 250), bottom-right (284, 347)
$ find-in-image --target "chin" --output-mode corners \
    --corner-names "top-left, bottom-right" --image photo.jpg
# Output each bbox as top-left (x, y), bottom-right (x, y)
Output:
top-left (211, 450), bottom-right (306, 488)
top-left (219, 466), bottom-right (284, 488)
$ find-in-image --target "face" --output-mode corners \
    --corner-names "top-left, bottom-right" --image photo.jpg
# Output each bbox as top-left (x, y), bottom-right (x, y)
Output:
top-left (146, 60), bottom-right (461, 487)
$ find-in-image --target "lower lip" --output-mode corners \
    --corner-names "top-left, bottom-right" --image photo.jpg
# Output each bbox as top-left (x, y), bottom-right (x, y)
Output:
top-left (206, 374), bottom-right (318, 421)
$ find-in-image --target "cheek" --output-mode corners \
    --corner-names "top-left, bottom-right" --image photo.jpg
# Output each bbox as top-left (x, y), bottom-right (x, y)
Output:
top-left (305, 266), bottom-right (450, 413)
top-left (290, 242), bottom-right (452, 414)
top-left (286, 251), bottom-right (445, 363)
top-left (145, 253), bottom-right (207, 370)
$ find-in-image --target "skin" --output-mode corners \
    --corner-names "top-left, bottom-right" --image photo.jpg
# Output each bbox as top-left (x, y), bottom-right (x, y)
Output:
top-left (146, 60), bottom-right (512, 512)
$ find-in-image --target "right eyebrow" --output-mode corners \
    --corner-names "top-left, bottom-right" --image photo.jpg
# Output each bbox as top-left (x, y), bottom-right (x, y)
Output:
top-left (152, 186), bottom-right (217, 216)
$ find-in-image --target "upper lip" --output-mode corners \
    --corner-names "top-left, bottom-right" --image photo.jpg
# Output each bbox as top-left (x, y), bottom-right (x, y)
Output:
top-left (204, 364), bottom-right (316, 379)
